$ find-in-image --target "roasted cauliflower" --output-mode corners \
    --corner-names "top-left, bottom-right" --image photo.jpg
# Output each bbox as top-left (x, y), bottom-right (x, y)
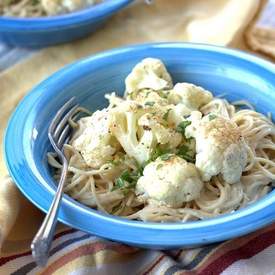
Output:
top-left (168, 82), bottom-right (213, 112)
top-left (127, 88), bottom-right (169, 106)
top-left (138, 112), bottom-right (182, 149)
top-left (109, 100), bottom-right (154, 164)
top-left (136, 155), bottom-right (203, 207)
top-left (72, 109), bottom-right (119, 169)
top-left (125, 58), bottom-right (173, 95)
top-left (185, 112), bottom-right (248, 183)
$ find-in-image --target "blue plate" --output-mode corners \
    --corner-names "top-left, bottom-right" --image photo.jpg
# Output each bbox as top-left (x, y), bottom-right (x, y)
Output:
top-left (0, 0), bottom-right (133, 47)
top-left (4, 43), bottom-right (275, 249)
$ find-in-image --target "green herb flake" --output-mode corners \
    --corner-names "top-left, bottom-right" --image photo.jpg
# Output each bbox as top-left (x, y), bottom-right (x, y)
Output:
top-left (177, 145), bottom-right (189, 155)
top-left (114, 178), bottom-right (125, 189)
top-left (113, 168), bottom-right (143, 191)
top-left (120, 170), bottom-right (133, 182)
top-left (160, 153), bottom-right (173, 161)
top-left (209, 114), bottom-right (217, 121)
top-left (176, 121), bottom-right (191, 137)
top-left (145, 91), bottom-right (151, 98)
top-left (183, 154), bottom-right (195, 162)
top-left (162, 108), bottom-right (172, 121)
top-left (156, 163), bottom-right (164, 170)
top-left (176, 145), bottom-right (195, 163)
top-left (186, 137), bottom-right (194, 143)
top-left (158, 90), bottom-right (168, 99)
top-left (149, 145), bottom-right (172, 163)
top-left (144, 101), bottom-right (155, 107)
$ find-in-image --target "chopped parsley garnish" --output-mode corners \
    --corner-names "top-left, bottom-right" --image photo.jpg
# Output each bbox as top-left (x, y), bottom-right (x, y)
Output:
top-left (145, 91), bottom-right (151, 98)
top-left (113, 169), bottom-right (143, 191)
top-left (162, 108), bottom-right (171, 121)
top-left (209, 114), bottom-right (217, 121)
top-left (144, 101), bottom-right (155, 106)
top-left (114, 177), bottom-right (125, 189)
top-left (176, 145), bottom-right (195, 163)
top-left (149, 145), bottom-right (172, 163)
top-left (160, 153), bottom-right (173, 161)
top-left (158, 90), bottom-right (168, 99)
top-left (176, 121), bottom-right (191, 137)
top-left (156, 163), bottom-right (164, 170)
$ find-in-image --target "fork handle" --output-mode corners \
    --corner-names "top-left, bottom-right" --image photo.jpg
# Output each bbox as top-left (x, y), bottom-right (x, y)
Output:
top-left (31, 160), bottom-right (68, 267)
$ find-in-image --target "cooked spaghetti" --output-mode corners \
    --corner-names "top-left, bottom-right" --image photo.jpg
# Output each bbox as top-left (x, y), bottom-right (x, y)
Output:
top-left (48, 58), bottom-right (275, 222)
top-left (0, 0), bottom-right (100, 17)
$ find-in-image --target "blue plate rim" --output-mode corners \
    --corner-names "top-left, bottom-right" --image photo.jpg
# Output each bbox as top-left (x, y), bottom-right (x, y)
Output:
top-left (4, 42), bottom-right (275, 247)
top-left (0, 0), bottom-right (133, 30)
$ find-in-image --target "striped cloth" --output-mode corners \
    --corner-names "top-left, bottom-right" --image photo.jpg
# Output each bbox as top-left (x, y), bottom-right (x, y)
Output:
top-left (1, 223), bottom-right (275, 274)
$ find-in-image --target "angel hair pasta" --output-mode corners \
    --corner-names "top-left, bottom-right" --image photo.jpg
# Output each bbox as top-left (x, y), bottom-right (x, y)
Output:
top-left (48, 58), bottom-right (275, 222)
top-left (0, 0), bottom-right (101, 17)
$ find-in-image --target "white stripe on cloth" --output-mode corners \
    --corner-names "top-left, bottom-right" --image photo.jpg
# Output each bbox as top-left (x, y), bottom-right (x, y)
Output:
top-left (65, 250), bottom-right (161, 275)
top-left (0, 230), bottom-right (95, 275)
top-left (221, 244), bottom-right (275, 275)
top-left (30, 233), bottom-right (98, 274)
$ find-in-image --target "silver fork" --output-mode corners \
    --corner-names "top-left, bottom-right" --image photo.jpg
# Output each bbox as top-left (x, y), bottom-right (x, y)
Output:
top-left (31, 97), bottom-right (79, 267)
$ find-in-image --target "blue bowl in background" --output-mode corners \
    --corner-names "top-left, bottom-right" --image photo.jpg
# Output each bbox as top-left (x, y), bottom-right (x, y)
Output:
top-left (4, 43), bottom-right (275, 249)
top-left (0, 0), bottom-right (133, 47)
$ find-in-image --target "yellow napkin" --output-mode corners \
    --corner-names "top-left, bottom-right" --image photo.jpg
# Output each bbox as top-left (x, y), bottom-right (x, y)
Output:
top-left (0, 0), bottom-right (267, 253)
top-left (0, 177), bottom-right (20, 250)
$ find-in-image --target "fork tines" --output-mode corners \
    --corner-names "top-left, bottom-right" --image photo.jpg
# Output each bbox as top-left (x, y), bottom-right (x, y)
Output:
top-left (48, 97), bottom-right (79, 153)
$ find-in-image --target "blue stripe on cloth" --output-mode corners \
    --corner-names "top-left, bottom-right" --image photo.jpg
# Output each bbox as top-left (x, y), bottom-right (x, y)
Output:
top-left (163, 243), bottom-right (220, 275)
top-left (0, 44), bottom-right (11, 58)
top-left (0, 43), bottom-right (35, 72)
top-left (11, 232), bottom-right (91, 275)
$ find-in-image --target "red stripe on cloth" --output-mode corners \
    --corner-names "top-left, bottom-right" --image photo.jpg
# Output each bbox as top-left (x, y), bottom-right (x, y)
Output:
top-left (0, 228), bottom-right (76, 266)
top-left (53, 229), bottom-right (76, 240)
top-left (198, 228), bottom-right (275, 275)
top-left (41, 241), bottom-right (138, 275)
top-left (174, 250), bottom-right (183, 260)
top-left (142, 255), bottom-right (166, 275)
top-left (181, 224), bottom-right (275, 275)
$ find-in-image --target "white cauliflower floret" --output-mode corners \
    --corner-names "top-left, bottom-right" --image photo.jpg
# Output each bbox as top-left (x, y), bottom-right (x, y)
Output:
top-left (72, 109), bottom-right (119, 169)
top-left (109, 101), bottom-right (155, 164)
top-left (186, 113), bottom-right (247, 184)
top-left (168, 103), bottom-right (194, 126)
top-left (168, 83), bottom-right (213, 112)
top-left (109, 100), bottom-right (182, 164)
top-left (41, 0), bottom-right (97, 15)
top-left (138, 113), bottom-right (182, 149)
top-left (125, 58), bottom-right (173, 95)
top-left (128, 89), bottom-right (169, 107)
top-left (105, 92), bottom-right (125, 108)
top-left (136, 155), bottom-right (203, 207)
